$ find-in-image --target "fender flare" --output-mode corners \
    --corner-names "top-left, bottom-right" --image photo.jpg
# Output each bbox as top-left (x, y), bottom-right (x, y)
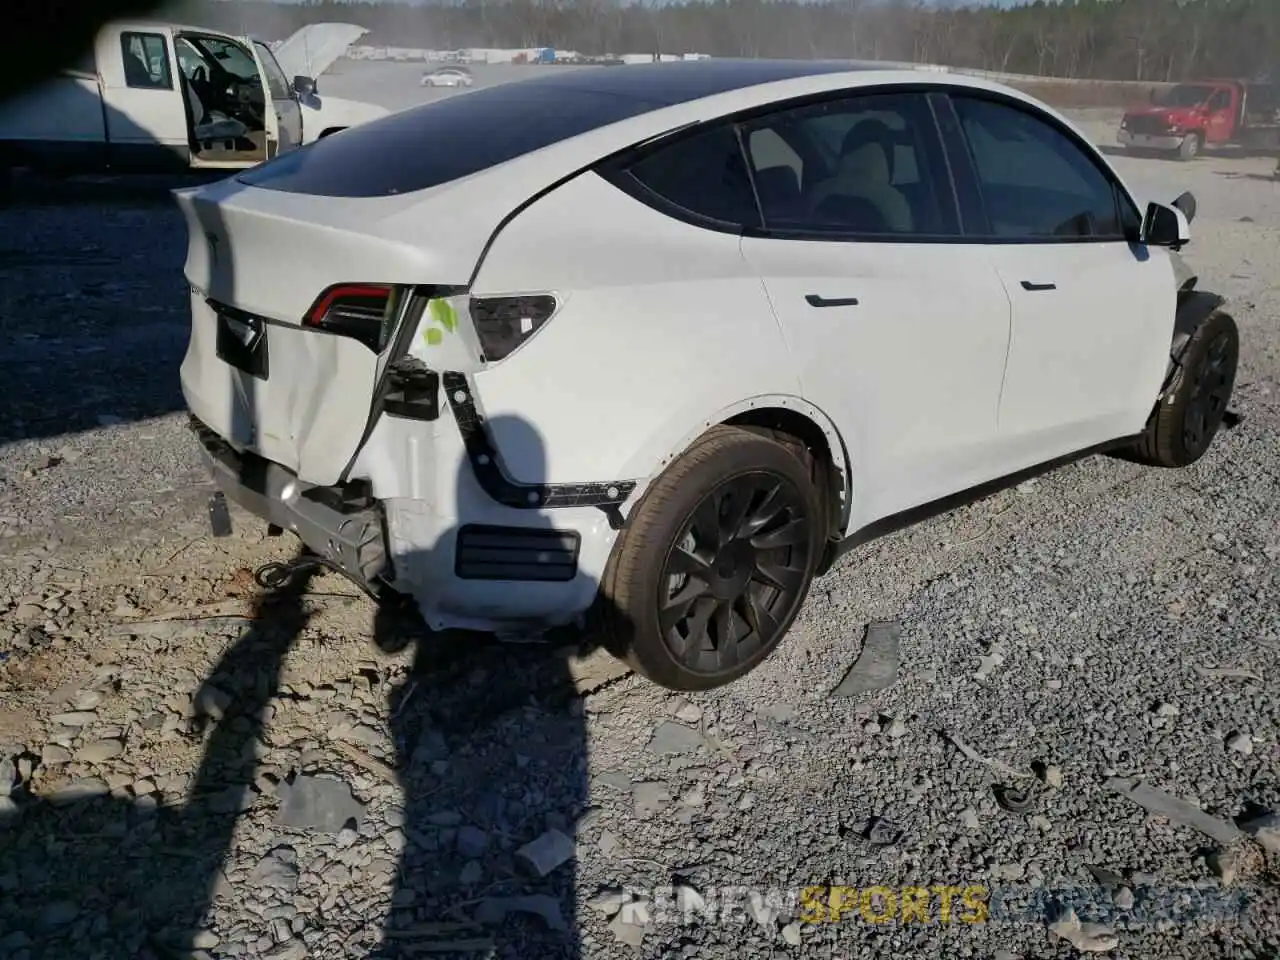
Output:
top-left (1161, 288), bottom-right (1226, 401)
top-left (623, 393), bottom-right (856, 535)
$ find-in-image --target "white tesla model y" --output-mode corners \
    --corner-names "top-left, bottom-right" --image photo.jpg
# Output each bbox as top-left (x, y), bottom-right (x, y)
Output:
top-left (175, 60), bottom-right (1238, 691)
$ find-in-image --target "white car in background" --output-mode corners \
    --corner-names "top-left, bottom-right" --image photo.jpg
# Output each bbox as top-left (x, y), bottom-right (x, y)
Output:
top-left (421, 67), bottom-right (473, 88)
top-left (175, 61), bottom-right (1238, 692)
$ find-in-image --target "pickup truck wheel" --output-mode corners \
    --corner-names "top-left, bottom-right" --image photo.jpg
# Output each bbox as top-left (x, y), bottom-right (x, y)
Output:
top-left (1177, 133), bottom-right (1203, 161)
top-left (1128, 310), bottom-right (1238, 468)
top-left (597, 425), bottom-right (822, 691)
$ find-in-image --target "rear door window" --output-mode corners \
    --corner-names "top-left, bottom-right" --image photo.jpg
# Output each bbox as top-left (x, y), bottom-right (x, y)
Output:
top-left (120, 32), bottom-right (172, 90)
top-left (738, 92), bottom-right (956, 237)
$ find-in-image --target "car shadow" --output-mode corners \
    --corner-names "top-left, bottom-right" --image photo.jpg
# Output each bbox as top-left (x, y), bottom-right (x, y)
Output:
top-left (0, 74), bottom-right (238, 448)
top-left (0, 414), bottom-right (604, 959)
top-left (1216, 171), bottom-right (1280, 183)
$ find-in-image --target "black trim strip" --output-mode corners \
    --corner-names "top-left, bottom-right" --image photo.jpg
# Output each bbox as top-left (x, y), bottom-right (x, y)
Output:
top-left (818, 434), bottom-right (1141, 574)
top-left (441, 372), bottom-right (636, 518)
top-left (805, 294), bottom-right (859, 308)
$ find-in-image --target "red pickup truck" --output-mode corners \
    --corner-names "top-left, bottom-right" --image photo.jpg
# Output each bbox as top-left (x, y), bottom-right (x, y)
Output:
top-left (1118, 79), bottom-right (1280, 161)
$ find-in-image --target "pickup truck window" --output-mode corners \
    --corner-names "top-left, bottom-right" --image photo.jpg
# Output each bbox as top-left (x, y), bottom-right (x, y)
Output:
top-left (1207, 89), bottom-right (1232, 112)
top-left (253, 41), bottom-right (292, 100)
top-left (120, 32), bottom-right (172, 90)
top-left (1154, 85), bottom-right (1216, 108)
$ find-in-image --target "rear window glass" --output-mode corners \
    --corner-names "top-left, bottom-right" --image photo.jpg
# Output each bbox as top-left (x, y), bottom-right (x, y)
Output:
top-left (238, 86), bottom-right (664, 197)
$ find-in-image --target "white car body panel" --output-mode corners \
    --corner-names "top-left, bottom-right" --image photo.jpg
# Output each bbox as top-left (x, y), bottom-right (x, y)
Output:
top-left (175, 178), bottom-right (440, 485)
top-left (740, 237), bottom-right (1013, 530)
top-left (468, 172), bottom-right (800, 487)
top-left (298, 94), bottom-right (390, 143)
top-left (176, 63), bottom-right (1196, 635)
top-left (986, 242), bottom-right (1175, 464)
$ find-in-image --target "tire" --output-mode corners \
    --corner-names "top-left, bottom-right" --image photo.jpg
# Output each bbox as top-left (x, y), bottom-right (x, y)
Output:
top-left (597, 425), bottom-right (824, 691)
top-left (1177, 132), bottom-right (1203, 161)
top-left (1127, 310), bottom-right (1239, 468)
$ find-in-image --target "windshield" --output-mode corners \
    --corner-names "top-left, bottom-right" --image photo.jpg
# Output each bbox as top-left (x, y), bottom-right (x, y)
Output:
top-left (189, 36), bottom-right (258, 83)
top-left (1153, 85), bottom-right (1216, 107)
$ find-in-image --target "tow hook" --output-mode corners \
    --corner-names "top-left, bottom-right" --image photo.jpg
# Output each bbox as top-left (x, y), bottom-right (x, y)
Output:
top-left (253, 554), bottom-right (382, 601)
top-left (254, 555), bottom-right (337, 591)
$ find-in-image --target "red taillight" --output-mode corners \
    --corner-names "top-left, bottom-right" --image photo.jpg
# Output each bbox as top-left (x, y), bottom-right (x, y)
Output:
top-left (304, 283), bottom-right (394, 352)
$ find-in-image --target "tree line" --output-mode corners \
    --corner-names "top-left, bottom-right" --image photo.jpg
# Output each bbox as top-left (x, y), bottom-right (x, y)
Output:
top-left (164, 0), bottom-right (1279, 84)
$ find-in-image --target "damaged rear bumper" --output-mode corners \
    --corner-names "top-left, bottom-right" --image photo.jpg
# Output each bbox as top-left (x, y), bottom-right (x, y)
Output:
top-left (189, 415), bottom-right (390, 595)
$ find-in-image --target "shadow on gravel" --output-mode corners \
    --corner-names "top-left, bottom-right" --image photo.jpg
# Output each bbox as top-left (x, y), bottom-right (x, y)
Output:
top-left (0, 415), bottom-right (602, 958)
top-left (0, 558), bottom-right (317, 957)
top-left (3, 170), bottom-right (228, 208)
top-left (366, 415), bottom-right (598, 959)
top-left (1216, 171), bottom-right (1280, 184)
top-left (0, 169), bottom-right (216, 447)
top-left (1099, 144), bottom-right (1280, 162)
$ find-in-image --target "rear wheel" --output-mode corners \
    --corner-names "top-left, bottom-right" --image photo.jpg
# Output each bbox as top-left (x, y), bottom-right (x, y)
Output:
top-left (597, 425), bottom-right (823, 691)
top-left (1127, 310), bottom-right (1238, 468)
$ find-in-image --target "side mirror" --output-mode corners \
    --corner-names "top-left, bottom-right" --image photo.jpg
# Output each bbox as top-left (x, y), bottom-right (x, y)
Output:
top-left (1171, 190), bottom-right (1197, 224)
top-left (292, 75), bottom-right (316, 98)
top-left (1141, 201), bottom-right (1190, 249)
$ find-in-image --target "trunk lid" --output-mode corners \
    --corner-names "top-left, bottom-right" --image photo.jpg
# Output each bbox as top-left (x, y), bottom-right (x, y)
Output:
top-left (175, 177), bottom-right (485, 486)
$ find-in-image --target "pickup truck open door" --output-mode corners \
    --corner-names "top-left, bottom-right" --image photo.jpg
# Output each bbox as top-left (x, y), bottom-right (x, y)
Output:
top-left (252, 40), bottom-right (302, 156)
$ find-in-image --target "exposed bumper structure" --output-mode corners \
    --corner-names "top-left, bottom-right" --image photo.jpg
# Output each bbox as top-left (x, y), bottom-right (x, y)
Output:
top-left (190, 416), bottom-right (390, 594)
top-left (188, 383), bottom-right (631, 635)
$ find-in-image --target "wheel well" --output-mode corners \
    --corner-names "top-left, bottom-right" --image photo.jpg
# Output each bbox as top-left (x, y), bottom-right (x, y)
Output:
top-left (318, 127), bottom-right (345, 139)
top-left (724, 407), bottom-right (844, 538)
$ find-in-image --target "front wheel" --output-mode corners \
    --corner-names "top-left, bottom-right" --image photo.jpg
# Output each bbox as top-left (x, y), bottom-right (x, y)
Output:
top-left (1127, 310), bottom-right (1239, 468)
top-left (597, 425), bottom-right (824, 691)
top-left (1177, 132), bottom-right (1203, 161)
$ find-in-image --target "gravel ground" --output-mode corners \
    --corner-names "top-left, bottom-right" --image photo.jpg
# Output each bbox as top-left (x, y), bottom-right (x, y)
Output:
top-left (2, 73), bottom-right (1280, 960)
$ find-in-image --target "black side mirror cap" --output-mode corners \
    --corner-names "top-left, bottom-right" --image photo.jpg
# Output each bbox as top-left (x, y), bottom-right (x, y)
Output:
top-left (293, 75), bottom-right (316, 97)
top-left (1171, 190), bottom-right (1197, 223)
top-left (1141, 201), bottom-right (1189, 249)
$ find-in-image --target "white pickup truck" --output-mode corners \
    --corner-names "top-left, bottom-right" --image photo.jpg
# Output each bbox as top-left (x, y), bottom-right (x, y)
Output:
top-left (0, 20), bottom-right (387, 186)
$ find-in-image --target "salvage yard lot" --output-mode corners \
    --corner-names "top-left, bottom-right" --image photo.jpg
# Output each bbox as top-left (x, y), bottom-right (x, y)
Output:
top-left (1, 64), bottom-right (1279, 959)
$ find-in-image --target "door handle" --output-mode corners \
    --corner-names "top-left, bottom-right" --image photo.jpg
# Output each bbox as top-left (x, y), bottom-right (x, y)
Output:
top-left (805, 294), bottom-right (860, 308)
top-left (1020, 281), bottom-right (1057, 292)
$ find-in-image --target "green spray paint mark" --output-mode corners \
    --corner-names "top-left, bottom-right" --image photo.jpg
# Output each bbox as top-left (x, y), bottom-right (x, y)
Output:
top-left (423, 297), bottom-right (458, 347)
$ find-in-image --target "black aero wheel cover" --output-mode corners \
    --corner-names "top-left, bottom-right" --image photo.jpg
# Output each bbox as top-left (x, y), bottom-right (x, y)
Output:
top-left (1182, 328), bottom-right (1237, 459)
top-left (656, 468), bottom-right (814, 679)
